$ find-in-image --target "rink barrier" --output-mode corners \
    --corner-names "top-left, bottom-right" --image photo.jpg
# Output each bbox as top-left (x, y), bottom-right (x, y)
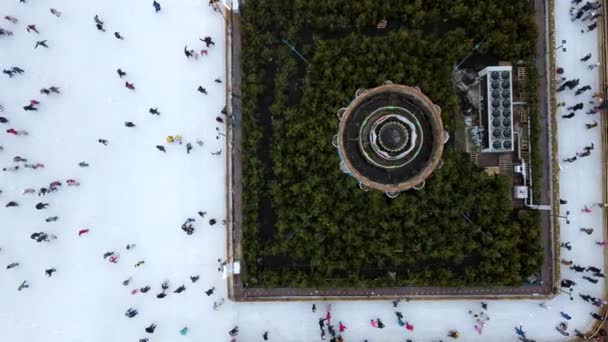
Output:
top-left (546, 0), bottom-right (562, 301)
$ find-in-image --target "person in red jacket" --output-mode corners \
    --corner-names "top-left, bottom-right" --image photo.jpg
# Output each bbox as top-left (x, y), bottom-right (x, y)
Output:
top-left (406, 322), bottom-right (414, 331)
top-left (125, 82), bottom-right (135, 90)
top-left (338, 322), bottom-right (346, 333)
top-left (78, 228), bottom-right (89, 236)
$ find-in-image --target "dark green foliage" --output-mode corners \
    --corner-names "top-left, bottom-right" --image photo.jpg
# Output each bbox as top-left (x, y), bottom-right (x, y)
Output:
top-left (240, 0), bottom-right (542, 288)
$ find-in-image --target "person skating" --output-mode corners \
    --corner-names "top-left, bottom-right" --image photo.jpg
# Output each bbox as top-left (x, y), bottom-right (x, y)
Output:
top-left (140, 285), bottom-right (151, 293)
top-left (377, 318), bottom-right (385, 328)
top-left (200, 36), bottom-right (215, 47)
top-left (584, 142), bottom-right (594, 151)
top-left (587, 266), bottom-right (601, 273)
top-left (174, 285), bottom-right (186, 293)
top-left (582, 22), bottom-right (598, 33)
top-left (578, 150), bottom-right (591, 158)
top-left (153, 1), bottom-right (161, 12)
top-left (190, 275), bottom-right (199, 283)
top-left (215, 78), bottom-right (222, 83)
top-left (406, 321), bottom-right (414, 331)
top-left (580, 294), bottom-right (592, 302)
top-left (212, 297), bottom-right (225, 310)
top-left (263, 331), bottom-right (269, 340)
top-left (589, 62), bottom-right (600, 69)
top-left (395, 311), bottom-right (405, 326)
top-left (4, 15), bottom-right (18, 24)
top-left (149, 108), bottom-right (160, 115)
top-left (156, 145), bottom-right (166, 152)
top-left (180, 326), bottom-right (189, 336)
top-left (35, 202), bottom-right (49, 210)
top-left (45, 216), bottom-right (59, 222)
top-left (561, 241), bottom-right (572, 250)
top-left (49, 86), bottom-right (60, 94)
top-left (50, 8), bottom-right (62, 17)
top-left (586, 120), bottom-right (598, 129)
top-left (0, 28), bottom-right (14, 36)
top-left (591, 312), bottom-right (605, 321)
top-left (134, 260), bottom-right (145, 267)
top-left (78, 161), bottom-right (89, 167)
top-left (184, 45), bottom-right (193, 58)
top-left (125, 308), bottom-right (138, 318)
top-left (448, 329), bottom-right (460, 338)
top-left (5, 201), bottom-right (18, 208)
top-left (114, 32), bottom-right (124, 40)
top-left (6, 262), bottom-right (19, 269)
top-left (94, 15), bottom-right (105, 31)
top-left (581, 53), bottom-right (592, 61)
top-left (563, 156), bottom-right (577, 163)
top-left (145, 323), bottom-right (156, 333)
top-left (570, 265), bottom-right (585, 272)
top-left (312, 304), bottom-right (317, 313)
top-left (117, 69), bottom-right (127, 78)
top-left (580, 227), bottom-right (594, 235)
top-left (139, 339), bottom-right (148, 342)
top-left (23, 104), bottom-right (38, 111)
top-left (123, 276), bottom-right (132, 286)
top-left (556, 323), bottom-right (569, 336)
top-left (229, 326), bottom-right (239, 336)
top-left (567, 103), bottom-right (583, 111)
top-left (26, 24), bottom-right (39, 34)
top-left (125, 82), bottom-right (135, 90)
top-left (319, 318), bottom-right (326, 330)
top-left (0, 116), bottom-right (8, 123)
top-left (197, 86), bottom-right (207, 94)
top-left (17, 280), bottom-right (29, 291)
top-left (34, 40), bottom-right (48, 49)
top-left (125, 121), bottom-right (135, 127)
top-left (1, 69), bottom-right (14, 79)
top-left (205, 286), bottom-right (215, 296)
top-left (40, 88), bottom-right (51, 95)
top-left (583, 276), bottom-right (599, 284)
top-left (562, 112), bottom-right (575, 119)
top-left (98, 138), bottom-right (108, 145)
top-left (338, 322), bottom-right (346, 333)
top-left (45, 268), bottom-right (56, 277)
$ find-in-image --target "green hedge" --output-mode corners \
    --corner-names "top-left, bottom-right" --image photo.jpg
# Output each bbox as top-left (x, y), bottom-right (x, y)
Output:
top-left (240, 0), bottom-right (543, 288)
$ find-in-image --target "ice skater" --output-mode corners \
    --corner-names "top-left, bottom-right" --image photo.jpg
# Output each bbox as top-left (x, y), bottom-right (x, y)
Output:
top-left (586, 120), bottom-right (598, 129)
top-left (581, 53), bottom-right (592, 61)
top-left (563, 156), bottom-right (577, 163)
top-left (589, 62), bottom-right (600, 69)
top-left (114, 32), bottom-right (124, 40)
top-left (50, 8), bottom-right (62, 17)
top-left (125, 308), bottom-right (138, 318)
top-left (117, 69), bottom-right (127, 78)
top-left (197, 86), bottom-right (207, 94)
top-left (582, 276), bottom-right (599, 284)
top-left (567, 103), bottom-right (583, 111)
top-left (580, 227), bottom-right (594, 235)
top-left (561, 241), bottom-right (572, 250)
top-left (562, 112), bottom-right (575, 119)
top-left (153, 1), bottom-right (161, 12)
top-left (45, 268), bottom-right (56, 276)
top-left (125, 82), bottom-right (135, 90)
top-left (94, 15), bottom-right (105, 31)
top-left (26, 24), bottom-right (39, 34)
top-left (17, 280), bottom-right (29, 291)
top-left (34, 40), bottom-right (48, 48)
top-left (149, 108), bottom-right (160, 115)
top-left (200, 36), bottom-right (215, 47)
top-left (4, 15), bottom-right (18, 24)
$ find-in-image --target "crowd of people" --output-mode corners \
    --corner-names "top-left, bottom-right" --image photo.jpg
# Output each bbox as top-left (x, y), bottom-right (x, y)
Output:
top-left (1, 0), bottom-right (235, 341)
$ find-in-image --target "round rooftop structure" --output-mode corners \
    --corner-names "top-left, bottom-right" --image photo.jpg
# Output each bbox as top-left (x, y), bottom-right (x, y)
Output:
top-left (334, 83), bottom-right (447, 197)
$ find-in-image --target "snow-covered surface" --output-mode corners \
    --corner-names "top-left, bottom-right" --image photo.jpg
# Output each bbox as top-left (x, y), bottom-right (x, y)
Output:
top-left (0, 0), bottom-right (605, 341)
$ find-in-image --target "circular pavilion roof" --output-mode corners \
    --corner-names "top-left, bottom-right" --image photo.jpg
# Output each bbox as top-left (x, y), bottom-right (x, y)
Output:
top-left (335, 83), bottom-right (445, 194)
